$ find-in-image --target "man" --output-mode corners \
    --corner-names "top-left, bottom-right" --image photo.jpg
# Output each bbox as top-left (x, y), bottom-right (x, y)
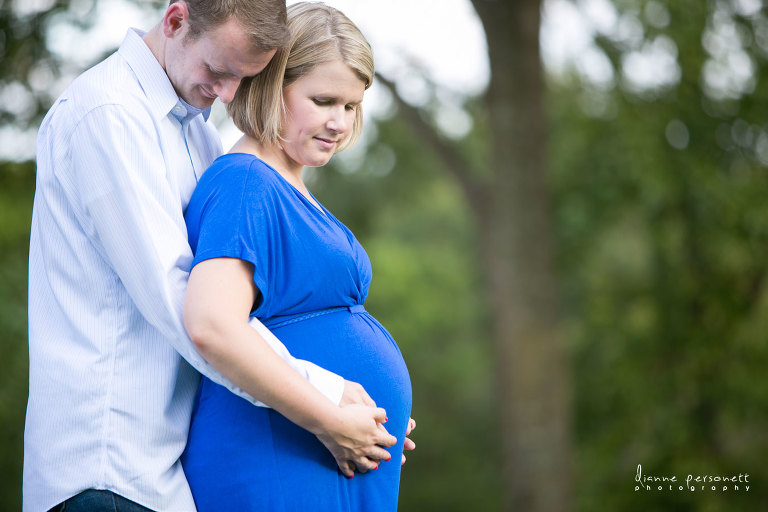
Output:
top-left (25, 2), bottom-right (411, 511)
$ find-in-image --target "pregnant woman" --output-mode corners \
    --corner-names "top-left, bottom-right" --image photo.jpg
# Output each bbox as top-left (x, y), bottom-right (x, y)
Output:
top-left (180, 3), bottom-right (412, 510)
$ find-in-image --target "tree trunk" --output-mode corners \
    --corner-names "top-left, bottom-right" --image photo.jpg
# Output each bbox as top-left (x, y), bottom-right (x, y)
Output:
top-left (471, 1), bottom-right (572, 510)
top-left (377, 0), bottom-right (573, 507)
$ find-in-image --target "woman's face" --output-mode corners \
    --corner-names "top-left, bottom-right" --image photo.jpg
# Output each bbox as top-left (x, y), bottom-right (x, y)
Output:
top-left (279, 59), bottom-right (366, 173)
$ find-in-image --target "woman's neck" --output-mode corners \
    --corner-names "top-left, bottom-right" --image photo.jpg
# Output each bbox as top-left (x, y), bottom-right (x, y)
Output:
top-left (229, 135), bottom-right (312, 199)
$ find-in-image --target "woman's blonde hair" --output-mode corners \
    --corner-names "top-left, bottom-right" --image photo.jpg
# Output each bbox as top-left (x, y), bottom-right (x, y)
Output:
top-left (228, 2), bottom-right (374, 153)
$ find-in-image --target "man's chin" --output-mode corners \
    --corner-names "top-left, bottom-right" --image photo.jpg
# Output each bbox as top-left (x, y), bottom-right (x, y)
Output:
top-left (182, 93), bottom-right (215, 110)
top-left (193, 97), bottom-right (215, 109)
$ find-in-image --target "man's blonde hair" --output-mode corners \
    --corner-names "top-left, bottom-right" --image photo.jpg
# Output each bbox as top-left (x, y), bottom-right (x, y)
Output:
top-left (228, 2), bottom-right (374, 153)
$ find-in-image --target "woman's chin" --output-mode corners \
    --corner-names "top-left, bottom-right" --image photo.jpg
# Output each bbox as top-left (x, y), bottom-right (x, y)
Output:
top-left (303, 156), bottom-right (333, 168)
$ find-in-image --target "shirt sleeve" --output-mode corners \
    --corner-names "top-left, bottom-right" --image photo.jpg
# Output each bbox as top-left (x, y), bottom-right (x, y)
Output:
top-left (71, 104), bottom-right (343, 406)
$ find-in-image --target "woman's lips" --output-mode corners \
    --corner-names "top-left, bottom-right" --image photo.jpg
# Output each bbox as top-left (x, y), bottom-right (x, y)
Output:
top-left (314, 137), bottom-right (337, 149)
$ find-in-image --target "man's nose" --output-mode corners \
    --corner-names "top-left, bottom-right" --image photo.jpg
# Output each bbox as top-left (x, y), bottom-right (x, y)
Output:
top-left (215, 78), bottom-right (241, 104)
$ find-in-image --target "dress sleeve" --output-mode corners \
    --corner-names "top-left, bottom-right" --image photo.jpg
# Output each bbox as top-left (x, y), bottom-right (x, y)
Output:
top-left (188, 159), bottom-right (274, 304)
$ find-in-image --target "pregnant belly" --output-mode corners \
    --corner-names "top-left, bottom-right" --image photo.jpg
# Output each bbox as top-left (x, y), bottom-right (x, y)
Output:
top-left (183, 307), bottom-right (412, 510)
top-left (266, 307), bottom-right (412, 436)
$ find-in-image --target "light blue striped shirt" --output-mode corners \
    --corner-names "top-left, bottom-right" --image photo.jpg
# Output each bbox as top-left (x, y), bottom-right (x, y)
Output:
top-left (25, 29), bottom-right (343, 512)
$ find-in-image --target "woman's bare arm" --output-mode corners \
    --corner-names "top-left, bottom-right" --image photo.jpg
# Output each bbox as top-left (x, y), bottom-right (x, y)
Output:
top-left (184, 256), bottom-right (396, 476)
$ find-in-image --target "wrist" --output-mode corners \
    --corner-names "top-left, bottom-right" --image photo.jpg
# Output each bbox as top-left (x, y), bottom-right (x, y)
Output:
top-left (303, 401), bottom-right (342, 437)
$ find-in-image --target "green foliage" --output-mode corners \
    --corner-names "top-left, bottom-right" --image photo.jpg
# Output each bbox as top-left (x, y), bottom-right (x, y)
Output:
top-left (549, 2), bottom-right (768, 510)
top-left (1, 0), bottom-right (76, 129)
top-left (1, 2), bottom-right (104, 504)
top-left (0, 166), bottom-right (35, 511)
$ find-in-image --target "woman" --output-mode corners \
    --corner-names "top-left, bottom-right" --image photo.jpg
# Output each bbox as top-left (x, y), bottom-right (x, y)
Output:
top-left (180, 3), bottom-right (412, 510)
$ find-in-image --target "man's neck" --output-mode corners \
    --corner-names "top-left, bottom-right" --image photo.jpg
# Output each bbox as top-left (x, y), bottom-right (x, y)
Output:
top-left (143, 24), bottom-right (166, 71)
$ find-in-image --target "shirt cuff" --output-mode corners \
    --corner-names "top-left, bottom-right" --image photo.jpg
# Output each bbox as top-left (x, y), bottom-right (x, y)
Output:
top-left (303, 363), bottom-right (345, 405)
top-left (247, 316), bottom-right (345, 405)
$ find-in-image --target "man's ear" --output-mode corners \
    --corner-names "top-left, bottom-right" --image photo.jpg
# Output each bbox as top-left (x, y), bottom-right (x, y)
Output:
top-left (162, 1), bottom-right (190, 39)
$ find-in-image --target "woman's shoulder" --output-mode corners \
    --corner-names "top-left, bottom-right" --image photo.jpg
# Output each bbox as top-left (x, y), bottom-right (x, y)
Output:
top-left (198, 153), bottom-right (282, 195)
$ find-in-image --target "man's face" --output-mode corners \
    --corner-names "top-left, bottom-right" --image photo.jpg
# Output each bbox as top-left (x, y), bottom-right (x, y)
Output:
top-left (165, 17), bottom-right (275, 109)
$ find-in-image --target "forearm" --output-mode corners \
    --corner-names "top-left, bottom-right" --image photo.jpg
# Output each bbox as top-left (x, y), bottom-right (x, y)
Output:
top-left (193, 320), bottom-right (339, 435)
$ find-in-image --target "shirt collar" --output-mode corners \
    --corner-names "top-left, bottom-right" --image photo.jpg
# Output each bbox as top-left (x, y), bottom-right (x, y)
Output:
top-left (117, 28), bottom-right (211, 123)
top-left (171, 97), bottom-right (212, 124)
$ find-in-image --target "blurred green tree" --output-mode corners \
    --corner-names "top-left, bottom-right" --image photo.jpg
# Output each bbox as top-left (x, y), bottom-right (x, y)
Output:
top-left (319, 0), bottom-right (768, 511)
top-left (0, 166), bottom-right (34, 512)
top-left (548, 1), bottom-right (768, 511)
top-left (355, 0), bottom-right (573, 510)
top-left (0, 1), bottom-right (83, 508)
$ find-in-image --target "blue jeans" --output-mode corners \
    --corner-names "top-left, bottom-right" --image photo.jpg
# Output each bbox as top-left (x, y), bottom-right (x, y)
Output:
top-left (48, 490), bottom-right (155, 512)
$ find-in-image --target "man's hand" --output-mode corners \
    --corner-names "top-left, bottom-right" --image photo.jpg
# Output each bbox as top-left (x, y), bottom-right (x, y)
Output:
top-left (402, 417), bottom-right (416, 465)
top-left (339, 379), bottom-right (376, 407)
top-left (314, 404), bottom-right (397, 478)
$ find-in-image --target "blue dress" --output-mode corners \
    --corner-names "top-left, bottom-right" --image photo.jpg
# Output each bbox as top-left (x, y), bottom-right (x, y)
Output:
top-left (181, 153), bottom-right (412, 511)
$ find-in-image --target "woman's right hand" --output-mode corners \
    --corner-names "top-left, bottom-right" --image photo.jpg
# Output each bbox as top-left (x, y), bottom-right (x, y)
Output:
top-left (315, 404), bottom-right (397, 478)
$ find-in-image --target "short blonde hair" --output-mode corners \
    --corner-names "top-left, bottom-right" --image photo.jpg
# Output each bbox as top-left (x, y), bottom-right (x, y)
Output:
top-left (228, 2), bottom-right (374, 153)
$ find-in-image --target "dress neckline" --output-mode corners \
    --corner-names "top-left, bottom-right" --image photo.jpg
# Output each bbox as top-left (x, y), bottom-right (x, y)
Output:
top-left (227, 152), bottom-right (328, 218)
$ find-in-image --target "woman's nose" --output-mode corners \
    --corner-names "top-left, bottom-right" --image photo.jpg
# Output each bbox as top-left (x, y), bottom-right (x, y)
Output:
top-left (326, 107), bottom-right (350, 134)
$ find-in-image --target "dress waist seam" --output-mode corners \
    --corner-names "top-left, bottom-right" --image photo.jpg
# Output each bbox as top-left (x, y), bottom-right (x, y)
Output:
top-left (261, 304), bottom-right (365, 330)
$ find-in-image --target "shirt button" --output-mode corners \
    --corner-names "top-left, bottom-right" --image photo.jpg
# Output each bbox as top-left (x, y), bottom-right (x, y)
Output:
top-left (173, 106), bottom-right (185, 115)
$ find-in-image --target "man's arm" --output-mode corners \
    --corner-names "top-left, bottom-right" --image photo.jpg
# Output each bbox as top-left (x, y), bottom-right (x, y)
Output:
top-left (70, 104), bottom-right (344, 405)
top-left (247, 317), bottom-right (344, 404)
